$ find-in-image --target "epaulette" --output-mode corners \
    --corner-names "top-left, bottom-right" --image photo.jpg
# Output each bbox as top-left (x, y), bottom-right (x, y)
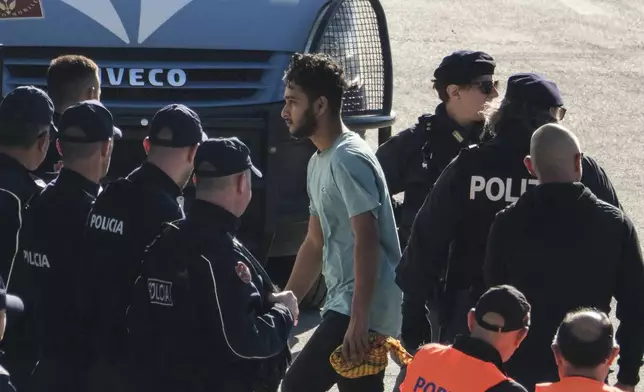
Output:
top-left (29, 174), bottom-right (46, 190)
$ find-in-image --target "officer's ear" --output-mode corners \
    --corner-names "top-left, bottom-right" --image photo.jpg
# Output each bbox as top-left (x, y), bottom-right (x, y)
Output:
top-left (446, 84), bottom-right (460, 100)
top-left (142, 137), bottom-right (151, 155)
top-left (101, 139), bottom-right (112, 158)
top-left (524, 156), bottom-right (537, 177)
top-left (56, 139), bottom-right (63, 157)
top-left (467, 309), bottom-right (476, 333)
top-left (551, 344), bottom-right (564, 369)
top-left (188, 144), bottom-right (198, 164)
top-left (574, 152), bottom-right (583, 175)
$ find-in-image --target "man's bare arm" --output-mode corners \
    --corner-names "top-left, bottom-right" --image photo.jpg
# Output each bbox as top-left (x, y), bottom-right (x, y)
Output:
top-left (350, 211), bottom-right (380, 320)
top-left (285, 215), bottom-right (324, 302)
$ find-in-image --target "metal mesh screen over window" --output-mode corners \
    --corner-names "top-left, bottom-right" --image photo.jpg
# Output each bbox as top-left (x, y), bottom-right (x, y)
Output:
top-left (317, 0), bottom-right (385, 115)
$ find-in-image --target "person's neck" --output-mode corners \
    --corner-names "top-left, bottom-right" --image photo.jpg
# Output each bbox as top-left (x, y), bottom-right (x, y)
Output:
top-left (63, 161), bottom-right (101, 184)
top-left (0, 147), bottom-right (32, 171)
top-left (195, 193), bottom-right (240, 217)
top-left (146, 158), bottom-right (183, 188)
top-left (537, 177), bottom-right (578, 185)
top-left (445, 103), bottom-right (475, 128)
top-left (310, 117), bottom-right (345, 152)
top-left (562, 368), bottom-right (606, 383)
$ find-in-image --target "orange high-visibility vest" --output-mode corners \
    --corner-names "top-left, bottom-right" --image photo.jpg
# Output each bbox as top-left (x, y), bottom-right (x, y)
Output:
top-left (399, 343), bottom-right (508, 392)
top-left (536, 376), bottom-right (623, 392)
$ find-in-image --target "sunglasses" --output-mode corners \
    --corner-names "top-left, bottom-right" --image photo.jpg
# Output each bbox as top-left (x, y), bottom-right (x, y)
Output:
top-left (550, 106), bottom-right (567, 121)
top-left (471, 80), bottom-right (500, 95)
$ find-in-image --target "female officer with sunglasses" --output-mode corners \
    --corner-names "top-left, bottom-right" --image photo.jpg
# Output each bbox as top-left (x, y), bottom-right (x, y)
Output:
top-left (376, 50), bottom-right (500, 354)
top-left (394, 72), bottom-right (621, 352)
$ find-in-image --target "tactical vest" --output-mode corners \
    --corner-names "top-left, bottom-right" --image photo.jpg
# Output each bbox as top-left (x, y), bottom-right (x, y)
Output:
top-left (399, 343), bottom-right (508, 392)
top-left (536, 377), bottom-right (624, 392)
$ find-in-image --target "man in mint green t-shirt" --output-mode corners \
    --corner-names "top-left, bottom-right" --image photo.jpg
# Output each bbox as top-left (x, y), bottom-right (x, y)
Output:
top-left (281, 53), bottom-right (402, 392)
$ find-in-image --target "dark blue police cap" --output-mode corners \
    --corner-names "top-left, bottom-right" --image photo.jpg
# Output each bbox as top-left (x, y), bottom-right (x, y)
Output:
top-left (505, 73), bottom-right (564, 109)
top-left (475, 285), bottom-right (530, 333)
top-left (58, 100), bottom-right (122, 143)
top-left (0, 276), bottom-right (23, 315)
top-left (148, 104), bottom-right (207, 147)
top-left (0, 86), bottom-right (57, 132)
top-left (433, 50), bottom-right (496, 85)
top-left (195, 137), bottom-right (262, 178)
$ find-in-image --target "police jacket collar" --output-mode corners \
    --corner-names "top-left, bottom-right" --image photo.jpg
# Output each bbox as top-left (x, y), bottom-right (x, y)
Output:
top-left (433, 103), bottom-right (483, 143)
top-left (0, 153), bottom-right (41, 199)
top-left (452, 335), bottom-right (506, 373)
top-left (128, 161), bottom-right (182, 199)
top-left (187, 199), bottom-right (241, 235)
top-left (55, 168), bottom-right (100, 197)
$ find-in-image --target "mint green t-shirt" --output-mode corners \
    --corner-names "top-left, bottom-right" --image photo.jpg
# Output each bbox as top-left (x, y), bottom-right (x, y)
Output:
top-left (307, 131), bottom-right (402, 337)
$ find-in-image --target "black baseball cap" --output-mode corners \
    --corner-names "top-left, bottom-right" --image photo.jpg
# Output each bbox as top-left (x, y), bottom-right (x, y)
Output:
top-left (433, 50), bottom-right (496, 85)
top-left (474, 285), bottom-right (531, 333)
top-left (148, 104), bottom-right (207, 147)
top-left (505, 73), bottom-right (564, 109)
top-left (0, 85), bottom-right (57, 132)
top-left (0, 276), bottom-right (23, 315)
top-left (195, 137), bottom-right (262, 178)
top-left (58, 100), bottom-right (122, 143)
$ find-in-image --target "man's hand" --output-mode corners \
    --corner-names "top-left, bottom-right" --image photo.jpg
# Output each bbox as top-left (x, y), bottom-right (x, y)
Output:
top-left (614, 383), bottom-right (635, 392)
top-left (342, 316), bottom-right (370, 364)
top-left (269, 291), bottom-right (299, 325)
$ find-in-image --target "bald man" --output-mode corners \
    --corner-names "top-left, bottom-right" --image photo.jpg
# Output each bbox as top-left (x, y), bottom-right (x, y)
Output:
top-left (483, 123), bottom-right (644, 391)
top-left (536, 308), bottom-right (623, 391)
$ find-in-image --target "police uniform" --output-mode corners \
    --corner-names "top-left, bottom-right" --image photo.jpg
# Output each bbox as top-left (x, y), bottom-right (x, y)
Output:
top-left (376, 50), bottom-right (496, 248)
top-left (484, 181), bottom-right (644, 389)
top-left (10, 100), bottom-right (122, 392)
top-left (79, 104), bottom-right (207, 389)
top-left (0, 277), bottom-right (25, 392)
top-left (0, 86), bottom-right (56, 391)
top-left (399, 285), bottom-right (529, 392)
top-left (395, 73), bottom-right (621, 347)
top-left (377, 51), bottom-right (497, 352)
top-left (126, 138), bottom-right (294, 392)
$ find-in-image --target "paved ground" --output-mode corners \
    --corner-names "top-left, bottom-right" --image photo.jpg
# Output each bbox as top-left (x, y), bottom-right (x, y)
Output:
top-left (285, 0), bottom-right (644, 390)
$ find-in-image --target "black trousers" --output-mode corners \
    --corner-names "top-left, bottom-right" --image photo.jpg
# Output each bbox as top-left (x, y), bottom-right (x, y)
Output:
top-left (30, 356), bottom-right (89, 392)
top-left (281, 311), bottom-right (385, 392)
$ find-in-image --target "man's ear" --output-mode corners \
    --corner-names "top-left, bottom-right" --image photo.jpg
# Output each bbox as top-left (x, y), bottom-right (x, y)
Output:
top-left (574, 152), bottom-right (583, 175)
top-left (467, 309), bottom-right (476, 333)
top-left (37, 132), bottom-right (50, 153)
top-left (101, 139), bottom-right (111, 158)
top-left (56, 139), bottom-right (63, 156)
top-left (446, 84), bottom-right (460, 100)
top-left (607, 345), bottom-right (620, 366)
top-left (142, 137), bottom-right (151, 155)
top-left (188, 144), bottom-right (198, 164)
top-left (314, 96), bottom-right (328, 117)
top-left (524, 156), bottom-right (536, 177)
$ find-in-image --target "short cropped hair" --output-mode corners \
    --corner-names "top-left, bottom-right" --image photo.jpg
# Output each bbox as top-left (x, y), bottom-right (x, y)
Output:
top-left (47, 55), bottom-right (99, 105)
top-left (554, 308), bottom-right (614, 368)
top-left (282, 53), bottom-right (348, 113)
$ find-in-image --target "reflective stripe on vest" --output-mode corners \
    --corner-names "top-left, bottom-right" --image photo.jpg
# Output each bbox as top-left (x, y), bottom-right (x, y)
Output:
top-left (536, 376), bottom-right (623, 392)
top-left (399, 343), bottom-right (508, 392)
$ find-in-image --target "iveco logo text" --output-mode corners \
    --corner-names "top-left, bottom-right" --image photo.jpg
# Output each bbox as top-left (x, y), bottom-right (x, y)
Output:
top-left (98, 68), bottom-right (187, 87)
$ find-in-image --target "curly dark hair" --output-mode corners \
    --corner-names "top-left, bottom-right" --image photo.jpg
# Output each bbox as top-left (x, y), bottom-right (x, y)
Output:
top-left (282, 53), bottom-right (348, 113)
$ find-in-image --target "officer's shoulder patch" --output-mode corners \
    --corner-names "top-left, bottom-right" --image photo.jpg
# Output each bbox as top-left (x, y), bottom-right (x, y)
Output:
top-left (235, 261), bottom-right (252, 284)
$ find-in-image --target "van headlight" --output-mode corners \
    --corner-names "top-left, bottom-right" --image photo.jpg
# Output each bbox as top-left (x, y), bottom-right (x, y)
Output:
top-left (306, 0), bottom-right (393, 117)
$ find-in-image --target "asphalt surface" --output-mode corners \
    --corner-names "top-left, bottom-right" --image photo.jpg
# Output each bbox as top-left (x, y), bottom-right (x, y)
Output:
top-left (285, 0), bottom-right (644, 391)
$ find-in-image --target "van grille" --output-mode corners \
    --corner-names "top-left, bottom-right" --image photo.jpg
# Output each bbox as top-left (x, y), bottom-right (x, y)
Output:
top-left (2, 47), bottom-right (275, 108)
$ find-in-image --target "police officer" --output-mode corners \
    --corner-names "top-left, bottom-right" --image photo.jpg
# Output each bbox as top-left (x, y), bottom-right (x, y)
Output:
top-left (395, 73), bottom-right (621, 349)
top-left (377, 51), bottom-right (499, 352)
top-left (376, 50), bottom-right (499, 248)
top-left (79, 103), bottom-right (207, 391)
top-left (536, 309), bottom-right (625, 392)
top-left (12, 100), bottom-right (120, 392)
top-left (0, 276), bottom-right (25, 392)
top-left (485, 124), bottom-right (643, 391)
top-left (33, 54), bottom-right (102, 182)
top-left (126, 137), bottom-right (297, 392)
top-left (0, 85), bottom-right (55, 391)
top-left (399, 285), bottom-right (530, 392)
